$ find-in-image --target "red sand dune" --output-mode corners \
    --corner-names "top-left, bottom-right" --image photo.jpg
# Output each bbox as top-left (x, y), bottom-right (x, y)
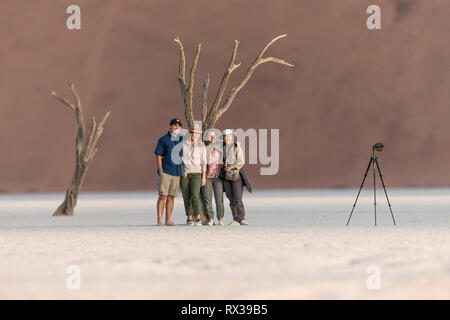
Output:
top-left (0, 0), bottom-right (449, 193)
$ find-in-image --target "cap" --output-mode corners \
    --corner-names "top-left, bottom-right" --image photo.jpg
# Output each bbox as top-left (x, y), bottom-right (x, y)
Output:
top-left (170, 118), bottom-right (182, 126)
top-left (222, 129), bottom-right (234, 136)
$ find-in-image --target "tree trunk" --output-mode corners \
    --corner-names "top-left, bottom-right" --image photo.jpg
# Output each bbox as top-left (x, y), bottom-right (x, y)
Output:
top-left (53, 187), bottom-right (78, 216)
top-left (53, 166), bottom-right (86, 216)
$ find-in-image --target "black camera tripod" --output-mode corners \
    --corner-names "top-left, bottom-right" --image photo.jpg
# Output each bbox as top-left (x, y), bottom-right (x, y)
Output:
top-left (346, 146), bottom-right (396, 226)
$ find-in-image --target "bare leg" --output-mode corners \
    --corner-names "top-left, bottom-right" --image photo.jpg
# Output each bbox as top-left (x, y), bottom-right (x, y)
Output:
top-left (165, 196), bottom-right (175, 225)
top-left (157, 195), bottom-right (167, 225)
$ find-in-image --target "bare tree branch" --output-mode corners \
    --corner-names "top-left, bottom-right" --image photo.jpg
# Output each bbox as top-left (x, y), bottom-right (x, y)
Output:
top-left (258, 34), bottom-right (289, 59)
top-left (89, 111), bottom-right (110, 157)
top-left (208, 34), bottom-right (294, 128)
top-left (206, 40), bottom-right (241, 128)
top-left (51, 91), bottom-right (75, 111)
top-left (174, 38), bottom-right (201, 130)
top-left (66, 84), bottom-right (85, 166)
top-left (174, 37), bottom-right (187, 95)
top-left (184, 43), bottom-right (201, 130)
top-left (83, 116), bottom-right (97, 162)
top-left (201, 74), bottom-right (210, 125)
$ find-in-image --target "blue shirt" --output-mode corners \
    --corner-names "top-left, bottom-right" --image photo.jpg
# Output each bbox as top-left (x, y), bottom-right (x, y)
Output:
top-left (154, 132), bottom-right (183, 176)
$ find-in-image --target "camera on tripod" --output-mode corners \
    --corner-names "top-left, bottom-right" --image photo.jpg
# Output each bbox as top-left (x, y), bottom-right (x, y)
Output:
top-left (346, 142), bottom-right (396, 226)
top-left (372, 142), bottom-right (384, 152)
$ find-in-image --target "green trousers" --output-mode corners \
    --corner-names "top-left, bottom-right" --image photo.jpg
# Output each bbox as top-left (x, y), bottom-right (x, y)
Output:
top-left (180, 173), bottom-right (203, 217)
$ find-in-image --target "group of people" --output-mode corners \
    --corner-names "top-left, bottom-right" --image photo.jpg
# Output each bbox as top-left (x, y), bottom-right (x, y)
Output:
top-left (154, 118), bottom-right (252, 226)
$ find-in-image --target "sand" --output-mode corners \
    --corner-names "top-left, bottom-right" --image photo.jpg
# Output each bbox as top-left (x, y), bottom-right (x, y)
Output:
top-left (0, 189), bottom-right (448, 299)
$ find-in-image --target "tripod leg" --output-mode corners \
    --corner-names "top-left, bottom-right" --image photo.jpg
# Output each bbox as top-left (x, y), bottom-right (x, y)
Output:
top-left (373, 157), bottom-right (377, 226)
top-left (346, 157), bottom-right (373, 226)
top-left (375, 158), bottom-right (397, 226)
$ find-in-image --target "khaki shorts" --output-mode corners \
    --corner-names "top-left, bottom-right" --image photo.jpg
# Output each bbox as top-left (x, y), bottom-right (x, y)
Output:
top-left (157, 172), bottom-right (180, 197)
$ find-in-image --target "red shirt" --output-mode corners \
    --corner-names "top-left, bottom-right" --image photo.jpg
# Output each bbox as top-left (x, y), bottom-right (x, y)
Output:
top-left (207, 147), bottom-right (221, 179)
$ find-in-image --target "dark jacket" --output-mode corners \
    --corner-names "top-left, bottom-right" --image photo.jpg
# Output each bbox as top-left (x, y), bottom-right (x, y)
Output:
top-left (239, 168), bottom-right (252, 193)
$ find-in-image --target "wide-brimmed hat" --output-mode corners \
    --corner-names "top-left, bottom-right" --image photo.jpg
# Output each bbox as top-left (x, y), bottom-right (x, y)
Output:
top-left (189, 123), bottom-right (203, 133)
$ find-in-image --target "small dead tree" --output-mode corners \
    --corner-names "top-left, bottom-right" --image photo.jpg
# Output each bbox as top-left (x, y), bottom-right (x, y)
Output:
top-left (51, 83), bottom-right (110, 216)
top-left (174, 34), bottom-right (294, 131)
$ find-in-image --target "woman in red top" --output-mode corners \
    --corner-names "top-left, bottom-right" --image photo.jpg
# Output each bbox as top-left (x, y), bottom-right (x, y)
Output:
top-left (201, 130), bottom-right (225, 226)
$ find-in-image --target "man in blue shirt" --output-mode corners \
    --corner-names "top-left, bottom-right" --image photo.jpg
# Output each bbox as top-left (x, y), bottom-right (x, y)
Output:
top-left (154, 118), bottom-right (183, 226)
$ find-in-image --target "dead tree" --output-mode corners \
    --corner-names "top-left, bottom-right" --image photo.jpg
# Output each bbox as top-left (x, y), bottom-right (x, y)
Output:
top-left (174, 35), bottom-right (293, 224)
top-left (174, 34), bottom-right (294, 131)
top-left (51, 83), bottom-right (110, 216)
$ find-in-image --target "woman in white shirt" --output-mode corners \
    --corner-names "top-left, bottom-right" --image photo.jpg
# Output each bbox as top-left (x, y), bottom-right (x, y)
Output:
top-left (180, 125), bottom-right (206, 226)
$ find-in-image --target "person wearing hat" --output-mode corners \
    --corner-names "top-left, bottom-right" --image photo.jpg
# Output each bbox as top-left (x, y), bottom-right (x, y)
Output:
top-left (180, 123), bottom-right (207, 226)
top-left (154, 118), bottom-right (183, 226)
top-left (221, 129), bottom-right (250, 225)
top-left (202, 129), bottom-right (225, 226)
